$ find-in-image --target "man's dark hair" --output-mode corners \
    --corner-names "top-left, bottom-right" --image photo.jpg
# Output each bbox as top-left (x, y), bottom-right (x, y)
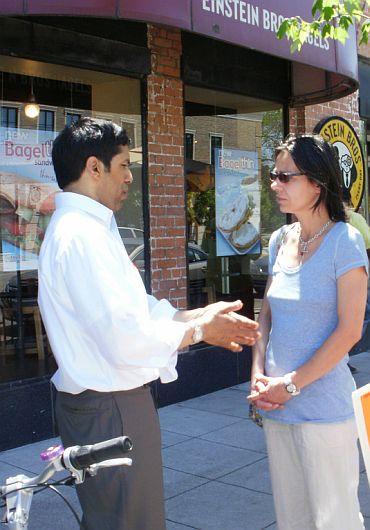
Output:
top-left (52, 117), bottom-right (129, 189)
top-left (276, 133), bottom-right (346, 222)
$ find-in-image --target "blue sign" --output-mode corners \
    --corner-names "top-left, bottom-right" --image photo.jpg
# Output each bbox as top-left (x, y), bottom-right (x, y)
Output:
top-left (215, 148), bottom-right (260, 257)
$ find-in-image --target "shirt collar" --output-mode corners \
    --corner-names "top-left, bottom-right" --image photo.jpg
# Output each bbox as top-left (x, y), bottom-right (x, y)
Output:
top-left (55, 192), bottom-right (114, 227)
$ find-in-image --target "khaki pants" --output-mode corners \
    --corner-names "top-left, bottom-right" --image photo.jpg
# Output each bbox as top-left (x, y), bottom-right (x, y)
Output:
top-left (55, 386), bottom-right (166, 530)
top-left (264, 418), bottom-right (364, 530)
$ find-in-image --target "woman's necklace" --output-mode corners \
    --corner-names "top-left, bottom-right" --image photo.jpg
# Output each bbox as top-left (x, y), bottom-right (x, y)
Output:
top-left (298, 219), bottom-right (332, 255)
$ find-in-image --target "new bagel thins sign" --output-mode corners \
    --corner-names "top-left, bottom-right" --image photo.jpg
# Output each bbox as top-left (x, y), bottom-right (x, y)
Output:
top-left (215, 148), bottom-right (261, 257)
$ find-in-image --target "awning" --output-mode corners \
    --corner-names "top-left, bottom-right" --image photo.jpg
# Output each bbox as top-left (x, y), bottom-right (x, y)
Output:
top-left (0, 0), bottom-right (358, 106)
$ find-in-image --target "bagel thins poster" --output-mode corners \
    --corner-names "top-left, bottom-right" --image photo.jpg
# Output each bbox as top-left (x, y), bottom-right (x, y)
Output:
top-left (0, 127), bottom-right (59, 271)
top-left (215, 148), bottom-right (261, 257)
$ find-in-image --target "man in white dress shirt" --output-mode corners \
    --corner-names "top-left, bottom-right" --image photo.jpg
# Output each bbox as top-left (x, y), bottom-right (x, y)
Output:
top-left (38, 118), bottom-right (260, 530)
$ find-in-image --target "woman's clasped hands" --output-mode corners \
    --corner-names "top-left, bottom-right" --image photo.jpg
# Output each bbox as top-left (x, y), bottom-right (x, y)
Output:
top-left (247, 373), bottom-right (291, 410)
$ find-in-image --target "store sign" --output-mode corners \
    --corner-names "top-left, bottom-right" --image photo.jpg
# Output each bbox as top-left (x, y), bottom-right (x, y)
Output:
top-left (0, 127), bottom-right (59, 271)
top-left (314, 117), bottom-right (365, 211)
top-left (215, 148), bottom-right (260, 257)
top-left (193, 0), bottom-right (335, 71)
top-left (0, 1), bottom-right (358, 85)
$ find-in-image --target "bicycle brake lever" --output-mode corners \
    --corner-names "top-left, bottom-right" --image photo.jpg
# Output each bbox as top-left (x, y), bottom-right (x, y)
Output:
top-left (87, 458), bottom-right (132, 476)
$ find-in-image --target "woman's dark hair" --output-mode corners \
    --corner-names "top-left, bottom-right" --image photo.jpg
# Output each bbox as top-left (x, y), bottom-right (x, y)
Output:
top-left (275, 133), bottom-right (346, 222)
top-left (52, 117), bottom-right (129, 189)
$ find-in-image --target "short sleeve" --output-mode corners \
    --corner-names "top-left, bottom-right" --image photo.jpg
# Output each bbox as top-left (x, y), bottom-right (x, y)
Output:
top-left (268, 226), bottom-right (285, 274)
top-left (334, 224), bottom-right (369, 279)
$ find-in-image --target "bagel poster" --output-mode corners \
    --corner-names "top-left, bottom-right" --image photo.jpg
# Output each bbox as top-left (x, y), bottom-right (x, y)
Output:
top-left (0, 127), bottom-right (59, 271)
top-left (313, 116), bottom-right (365, 211)
top-left (215, 148), bottom-right (261, 256)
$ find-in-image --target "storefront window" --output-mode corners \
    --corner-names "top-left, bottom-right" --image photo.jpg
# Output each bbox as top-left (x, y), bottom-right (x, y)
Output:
top-left (0, 55), bottom-right (144, 383)
top-left (185, 86), bottom-right (285, 319)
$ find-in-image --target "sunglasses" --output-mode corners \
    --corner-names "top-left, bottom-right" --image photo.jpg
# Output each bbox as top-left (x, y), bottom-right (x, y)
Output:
top-left (269, 170), bottom-right (305, 183)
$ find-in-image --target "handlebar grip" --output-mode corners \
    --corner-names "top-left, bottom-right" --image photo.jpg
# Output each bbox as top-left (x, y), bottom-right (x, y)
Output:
top-left (65, 436), bottom-right (133, 470)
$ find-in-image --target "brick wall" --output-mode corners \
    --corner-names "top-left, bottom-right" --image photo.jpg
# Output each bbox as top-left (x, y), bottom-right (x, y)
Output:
top-left (147, 25), bottom-right (187, 308)
top-left (288, 91), bottom-right (360, 137)
top-left (289, 107), bottom-right (306, 135)
top-left (304, 92), bottom-right (360, 135)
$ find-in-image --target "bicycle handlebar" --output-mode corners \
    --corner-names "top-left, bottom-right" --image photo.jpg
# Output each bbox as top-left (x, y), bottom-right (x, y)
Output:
top-left (63, 436), bottom-right (133, 471)
top-left (1, 436), bottom-right (133, 529)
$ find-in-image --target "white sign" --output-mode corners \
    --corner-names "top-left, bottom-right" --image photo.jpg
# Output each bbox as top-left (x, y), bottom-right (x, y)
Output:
top-left (0, 127), bottom-right (59, 271)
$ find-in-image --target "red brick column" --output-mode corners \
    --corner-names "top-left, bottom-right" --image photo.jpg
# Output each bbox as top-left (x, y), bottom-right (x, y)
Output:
top-left (289, 107), bottom-right (306, 134)
top-left (146, 25), bottom-right (187, 309)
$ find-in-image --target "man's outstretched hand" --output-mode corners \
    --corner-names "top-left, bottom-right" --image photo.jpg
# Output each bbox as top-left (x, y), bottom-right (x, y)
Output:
top-left (200, 300), bottom-right (261, 352)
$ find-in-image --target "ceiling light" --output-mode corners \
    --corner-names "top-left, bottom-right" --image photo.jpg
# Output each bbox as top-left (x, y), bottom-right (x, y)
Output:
top-left (24, 78), bottom-right (40, 119)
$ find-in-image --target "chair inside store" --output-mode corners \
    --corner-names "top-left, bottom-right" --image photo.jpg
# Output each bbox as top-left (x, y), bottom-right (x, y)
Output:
top-left (0, 274), bottom-right (46, 360)
top-left (0, 293), bottom-right (18, 345)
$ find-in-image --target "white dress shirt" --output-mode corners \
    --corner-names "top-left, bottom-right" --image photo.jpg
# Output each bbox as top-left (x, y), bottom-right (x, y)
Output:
top-left (38, 192), bottom-right (187, 394)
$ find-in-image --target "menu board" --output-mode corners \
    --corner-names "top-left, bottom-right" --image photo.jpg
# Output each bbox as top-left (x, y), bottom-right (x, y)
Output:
top-left (215, 148), bottom-right (260, 257)
top-left (0, 127), bottom-right (59, 271)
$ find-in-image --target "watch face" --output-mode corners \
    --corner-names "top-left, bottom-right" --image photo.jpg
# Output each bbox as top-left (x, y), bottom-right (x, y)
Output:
top-left (193, 326), bottom-right (203, 343)
top-left (196, 330), bottom-right (203, 342)
top-left (286, 383), bottom-right (296, 394)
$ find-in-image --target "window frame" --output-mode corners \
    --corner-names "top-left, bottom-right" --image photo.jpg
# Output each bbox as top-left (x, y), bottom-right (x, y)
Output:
top-left (38, 106), bottom-right (56, 132)
top-left (1, 105), bottom-right (18, 129)
top-left (0, 101), bottom-right (20, 129)
top-left (65, 110), bottom-right (82, 126)
top-left (209, 133), bottom-right (224, 165)
top-left (120, 117), bottom-right (138, 148)
top-left (185, 130), bottom-right (196, 160)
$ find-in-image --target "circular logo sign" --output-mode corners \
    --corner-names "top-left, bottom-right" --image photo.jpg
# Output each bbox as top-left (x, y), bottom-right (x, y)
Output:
top-left (313, 116), bottom-right (365, 211)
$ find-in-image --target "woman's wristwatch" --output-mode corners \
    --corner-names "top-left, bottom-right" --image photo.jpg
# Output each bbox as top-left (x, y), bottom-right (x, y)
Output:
top-left (283, 372), bottom-right (301, 396)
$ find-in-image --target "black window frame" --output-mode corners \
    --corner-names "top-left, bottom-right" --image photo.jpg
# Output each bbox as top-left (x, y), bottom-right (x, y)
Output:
top-left (66, 112), bottom-right (81, 126)
top-left (210, 134), bottom-right (223, 166)
top-left (185, 131), bottom-right (195, 160)
top-left (38, 109), bottom-right (55, 131)
top-left (1, 105), bottom-right (18, 128)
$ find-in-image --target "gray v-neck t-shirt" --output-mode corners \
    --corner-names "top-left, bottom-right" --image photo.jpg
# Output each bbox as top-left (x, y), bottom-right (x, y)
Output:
top-left (262, 221), bottom-right (368, 424)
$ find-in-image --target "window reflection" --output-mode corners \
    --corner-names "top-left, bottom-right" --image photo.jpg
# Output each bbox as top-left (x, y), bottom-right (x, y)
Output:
top-left (0, 56), bottom-right (143, 383)
top-left (185, 86), bottom-right (285, 319)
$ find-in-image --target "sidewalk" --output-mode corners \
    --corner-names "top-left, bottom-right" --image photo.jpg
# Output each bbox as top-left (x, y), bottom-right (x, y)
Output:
top-left (0, 353), bottom-right (369, 530)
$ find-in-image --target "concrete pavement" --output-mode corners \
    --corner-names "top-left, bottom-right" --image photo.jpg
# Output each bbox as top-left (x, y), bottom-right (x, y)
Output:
top-left (0, 352), bottom-right (369, 530)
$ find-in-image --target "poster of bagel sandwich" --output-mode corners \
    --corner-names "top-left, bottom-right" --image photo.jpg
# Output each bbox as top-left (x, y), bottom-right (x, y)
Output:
top-left (215, 148), bottom-right (261, 257)
top-left (0, 127), bottom-right (59, 271)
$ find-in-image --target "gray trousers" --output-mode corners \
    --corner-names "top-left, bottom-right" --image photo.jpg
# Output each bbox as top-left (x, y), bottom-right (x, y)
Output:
top-left (55, 386), bottom-right (166, 530)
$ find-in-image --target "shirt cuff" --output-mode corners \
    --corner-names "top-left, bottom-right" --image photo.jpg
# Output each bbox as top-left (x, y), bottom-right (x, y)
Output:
top-left (148, 296), bottom-right (178, 320)
top-left (158, 353), bottom-right (179, 384)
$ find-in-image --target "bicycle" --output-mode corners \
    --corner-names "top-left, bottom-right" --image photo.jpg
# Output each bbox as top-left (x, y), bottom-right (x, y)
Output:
top-left (0, 435), bottom-right (133, 529)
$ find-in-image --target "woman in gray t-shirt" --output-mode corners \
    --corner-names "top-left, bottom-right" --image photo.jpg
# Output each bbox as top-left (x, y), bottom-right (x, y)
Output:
top-left (248, 134), bottom-right (368, 530)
